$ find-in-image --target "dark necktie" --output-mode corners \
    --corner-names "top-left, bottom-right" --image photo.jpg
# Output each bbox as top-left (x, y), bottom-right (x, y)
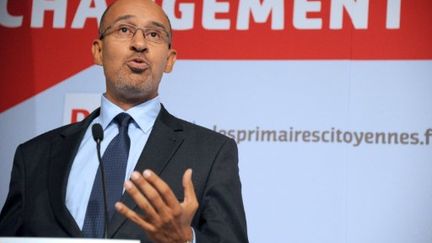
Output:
top-left (82, 113), bottom-right (132, 238)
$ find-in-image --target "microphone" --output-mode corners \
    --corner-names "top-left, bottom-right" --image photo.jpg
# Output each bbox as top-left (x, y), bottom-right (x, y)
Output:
top-left (92, 123), bottom-right (104, 143)
top-left (92, 123), bottom-right (109, 239)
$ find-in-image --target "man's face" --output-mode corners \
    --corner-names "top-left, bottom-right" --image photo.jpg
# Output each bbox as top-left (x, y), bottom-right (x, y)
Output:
top-left (92, 0), bottom-right (176, 109)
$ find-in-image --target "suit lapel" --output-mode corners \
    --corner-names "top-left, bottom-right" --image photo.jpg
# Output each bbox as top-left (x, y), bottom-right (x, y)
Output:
top-left (108, 106), bottom-right (184, 237)
top-left (48, 109), bottom-right (100, 237)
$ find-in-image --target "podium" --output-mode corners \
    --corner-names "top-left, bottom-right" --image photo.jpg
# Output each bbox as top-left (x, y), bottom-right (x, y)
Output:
top-left (0, 238), bottom-right (139, 243)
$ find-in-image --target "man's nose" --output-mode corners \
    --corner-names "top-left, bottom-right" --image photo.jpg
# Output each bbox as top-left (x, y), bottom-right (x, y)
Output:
top-left (130, 29), bottom-right (147, 52)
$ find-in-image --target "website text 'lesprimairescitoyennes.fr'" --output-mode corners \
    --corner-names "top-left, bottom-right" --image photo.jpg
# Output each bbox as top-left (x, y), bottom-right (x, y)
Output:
top-left (213, 126), bottom-right (432, 147)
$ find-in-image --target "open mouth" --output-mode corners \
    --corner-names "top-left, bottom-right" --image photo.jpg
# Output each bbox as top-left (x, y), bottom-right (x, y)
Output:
top-left (127, 58), bottom-right (149, 73)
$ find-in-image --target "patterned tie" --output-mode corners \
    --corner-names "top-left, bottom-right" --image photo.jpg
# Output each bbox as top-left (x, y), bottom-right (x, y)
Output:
top-left (82, 113), bottom-right (132, 238)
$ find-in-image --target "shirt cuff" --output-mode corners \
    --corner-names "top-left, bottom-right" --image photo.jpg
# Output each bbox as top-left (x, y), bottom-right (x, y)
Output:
top-left (191, 227), bottom-right (196, 243)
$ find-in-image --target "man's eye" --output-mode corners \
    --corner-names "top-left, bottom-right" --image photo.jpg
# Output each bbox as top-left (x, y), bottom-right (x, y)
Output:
top-left (117, 26), bottom-right (133, 35)
top-left (146, 31), bottom-right (161, 39)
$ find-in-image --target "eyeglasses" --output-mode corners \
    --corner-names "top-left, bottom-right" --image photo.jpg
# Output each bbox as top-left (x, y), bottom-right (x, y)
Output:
top-left (99, 23), bottom-right (171, 45)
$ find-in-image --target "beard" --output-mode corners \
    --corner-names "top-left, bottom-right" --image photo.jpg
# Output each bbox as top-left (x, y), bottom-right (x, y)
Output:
top-left (107, 67), bottom-right (159, 106)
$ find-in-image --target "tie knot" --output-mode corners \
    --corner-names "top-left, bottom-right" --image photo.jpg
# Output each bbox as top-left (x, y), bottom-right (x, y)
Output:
top-left (114, 113), bottom-right (132, 129)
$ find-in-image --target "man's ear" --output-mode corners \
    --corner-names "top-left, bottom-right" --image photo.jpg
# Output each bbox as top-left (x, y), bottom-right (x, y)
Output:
top-left (92, 39), bottom-right (103, 65)
top-left (164, 49), bottom-right (177, 73)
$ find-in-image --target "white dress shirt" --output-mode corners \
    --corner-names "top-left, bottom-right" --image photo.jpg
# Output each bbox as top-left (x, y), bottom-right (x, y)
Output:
top-left (66, 94), bottom-right (160, 228)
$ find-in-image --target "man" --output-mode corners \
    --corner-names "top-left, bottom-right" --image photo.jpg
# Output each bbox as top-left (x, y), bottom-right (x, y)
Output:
top-left (0, 0), bottom-right (248, 242)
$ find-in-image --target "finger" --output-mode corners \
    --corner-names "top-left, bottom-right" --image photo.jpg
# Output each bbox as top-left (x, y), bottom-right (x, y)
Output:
top-left (143, 169), bottom-right (180, 210)
top-left (182, 169), bottom-right (197, 204)
top-left (131, 171), bottom-right (171, 215)
top-left (115, 202), bottom-right (155, 233)
top-left (123, 179), bottom-right (159, 220)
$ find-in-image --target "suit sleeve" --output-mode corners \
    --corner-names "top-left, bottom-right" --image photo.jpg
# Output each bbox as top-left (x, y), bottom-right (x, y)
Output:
top-left (0, 145), bottom-right (25, 235)
top-left (194, 139), bottom-right (249, 243)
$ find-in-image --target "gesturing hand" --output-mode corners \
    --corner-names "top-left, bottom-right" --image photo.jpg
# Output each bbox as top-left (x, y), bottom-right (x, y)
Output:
top-left (115, 169), bottom-right (198, 243)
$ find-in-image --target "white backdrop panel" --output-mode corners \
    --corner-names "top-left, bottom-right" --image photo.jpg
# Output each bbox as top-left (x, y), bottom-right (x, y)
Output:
top-left (1, 60), bottom-right (431, 243)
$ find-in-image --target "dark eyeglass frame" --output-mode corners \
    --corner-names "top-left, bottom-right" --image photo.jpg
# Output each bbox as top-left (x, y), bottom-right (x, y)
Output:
top-left (99, 23), bottom-right (172, 47)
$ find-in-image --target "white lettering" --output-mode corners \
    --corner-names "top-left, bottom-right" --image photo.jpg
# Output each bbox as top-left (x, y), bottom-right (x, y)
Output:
top-left (203, 0), bottom-right (230, 30)
top-left (293, 0), bottom-right (322, 29)
top-left (162, 1), bottom-right (194, 30)
top-left (237, 0), bottom-right (284, 30)
top-left (31, 0), bottom-right (67, 28)
top-left (330, 0), bottom-right (369, 29)
top-left (386, 0), bottom-right (401, 29)
top-left (0, 0), bottom-right (23, 27)
top-left (71, 0), bottom-right (106, 29)
top-left (0, 0), bottom-right (405, 31)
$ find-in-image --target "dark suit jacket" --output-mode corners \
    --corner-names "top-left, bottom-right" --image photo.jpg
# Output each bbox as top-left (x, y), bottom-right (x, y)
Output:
top-left (0, 106), bottom-right (248, 242)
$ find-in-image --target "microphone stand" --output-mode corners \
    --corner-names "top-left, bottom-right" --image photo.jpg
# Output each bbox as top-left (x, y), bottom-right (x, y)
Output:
top-left (92, 124), bottom-right (109, 239)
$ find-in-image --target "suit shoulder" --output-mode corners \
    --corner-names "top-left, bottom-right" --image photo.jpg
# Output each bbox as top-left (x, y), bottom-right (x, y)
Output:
top-left (19, 108), bottom-right (98, 150)
top-left (19, 122), bottom-right (80, 149)
top-left (171, 115), bottom-right (235, 145)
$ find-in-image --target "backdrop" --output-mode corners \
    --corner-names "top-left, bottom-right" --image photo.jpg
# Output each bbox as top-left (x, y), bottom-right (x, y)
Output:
top-left (1, 1), bottom-right (432, 242)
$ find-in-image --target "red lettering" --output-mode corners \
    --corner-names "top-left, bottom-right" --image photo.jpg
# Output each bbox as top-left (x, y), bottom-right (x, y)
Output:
top-left (71, 109), bottom-right (90, 123)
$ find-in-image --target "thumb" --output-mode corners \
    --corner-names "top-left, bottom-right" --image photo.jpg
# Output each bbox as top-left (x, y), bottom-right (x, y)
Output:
top-left (182, 169), bottom-right (197, 205)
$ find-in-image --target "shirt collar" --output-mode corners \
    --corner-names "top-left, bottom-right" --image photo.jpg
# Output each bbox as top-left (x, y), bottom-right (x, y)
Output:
top-left (99, 94), bottom-right (161, 133)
